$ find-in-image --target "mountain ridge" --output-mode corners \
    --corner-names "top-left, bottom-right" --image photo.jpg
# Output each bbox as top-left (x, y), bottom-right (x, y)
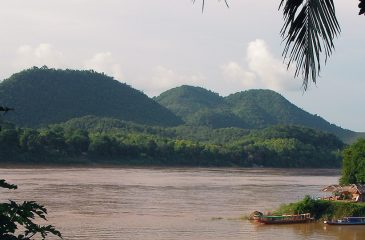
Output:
top-left (156, 86), bottom-right (360, 143)
top-left (0, 68), bottom-right (362, 143)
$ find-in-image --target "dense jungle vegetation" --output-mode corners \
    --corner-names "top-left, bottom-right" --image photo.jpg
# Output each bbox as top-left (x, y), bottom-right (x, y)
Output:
top-left (340, 139), bottom-right (365, 184)
top-left (0, 116), bottom-right (343, 168)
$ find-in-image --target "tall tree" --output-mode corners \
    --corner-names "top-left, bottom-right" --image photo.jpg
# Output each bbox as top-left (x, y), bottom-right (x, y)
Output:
top-left (340, 139), bottom-right (365, 184)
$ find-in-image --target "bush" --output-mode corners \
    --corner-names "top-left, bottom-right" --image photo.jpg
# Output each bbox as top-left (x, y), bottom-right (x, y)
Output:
top-left (0, 179), bottom-right (62, 239)
top-left (275, 196), bottom-right (365, 220)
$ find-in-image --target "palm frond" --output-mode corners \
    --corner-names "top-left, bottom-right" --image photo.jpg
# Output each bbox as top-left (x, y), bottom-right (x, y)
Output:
top-left (279, 0), bottom-right (340, 90)
top-left (359, 0), bottom-right (365, 15)
top-left (192, 0), bottom-right (229, 12)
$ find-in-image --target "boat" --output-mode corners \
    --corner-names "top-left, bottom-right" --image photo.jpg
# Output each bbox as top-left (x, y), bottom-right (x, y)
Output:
top-left (255, 213), bottom-right (312, 224)
top-left (248, 211), bottom-right (263, 220)
top-left (324, 217), bottom-right (365, 225)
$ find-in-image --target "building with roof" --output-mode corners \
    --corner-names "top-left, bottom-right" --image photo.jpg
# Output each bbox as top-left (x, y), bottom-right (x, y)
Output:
top-left (322, 184), bottom-right (365, 202)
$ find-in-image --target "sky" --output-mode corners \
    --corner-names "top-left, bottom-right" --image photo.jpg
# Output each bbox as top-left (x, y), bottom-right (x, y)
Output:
top-left (0, 0), bottom-right (364, 131)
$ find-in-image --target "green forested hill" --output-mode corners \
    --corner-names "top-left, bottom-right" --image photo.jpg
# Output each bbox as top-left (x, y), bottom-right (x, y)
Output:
top-left (154, 85), bottom-right (247, 128)
top-left (0, 69), bottom-right (361, 143)
top-left (225, 90), bottom-right (354, 138)
top-left (0, 69), bottom-right (357, 167)
top-left (156, 86), bottom-right (358, 142)
top-left (0, 67), bottom-right (182, 127)
top-left (154, 85), bottom-right (225, 117)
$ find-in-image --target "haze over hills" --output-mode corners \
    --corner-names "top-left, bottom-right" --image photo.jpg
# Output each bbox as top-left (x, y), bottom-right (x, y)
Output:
top-left (155, 85), bottom-right (361, 143)
top-left (0, 67), bottom-right (183, 127)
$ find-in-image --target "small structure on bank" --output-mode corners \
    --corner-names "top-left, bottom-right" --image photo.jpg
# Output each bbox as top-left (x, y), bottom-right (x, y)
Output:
top-left (322, 184), bottom-right (365, 202)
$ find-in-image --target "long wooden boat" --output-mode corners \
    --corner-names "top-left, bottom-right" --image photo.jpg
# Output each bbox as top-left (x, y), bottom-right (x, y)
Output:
top-left (256, 213), bottom-right (312, 224)
top-left (324, 217), bottom-right (365, 225)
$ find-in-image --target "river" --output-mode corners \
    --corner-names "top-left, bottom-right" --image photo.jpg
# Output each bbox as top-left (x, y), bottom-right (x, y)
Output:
top-left (0, 167), bottom-right (363, 240)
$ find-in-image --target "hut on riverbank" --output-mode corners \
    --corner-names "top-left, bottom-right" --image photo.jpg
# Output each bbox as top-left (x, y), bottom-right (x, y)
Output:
top-left (322, 184), bottom-right (365, 202)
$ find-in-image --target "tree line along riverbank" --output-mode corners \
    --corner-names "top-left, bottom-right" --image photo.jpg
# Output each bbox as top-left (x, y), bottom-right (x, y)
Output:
top-left (0, 116), bottom-right (344, 168)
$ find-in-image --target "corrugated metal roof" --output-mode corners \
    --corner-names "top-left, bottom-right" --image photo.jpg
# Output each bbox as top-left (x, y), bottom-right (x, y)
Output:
top-left (322, 184), bottom-right (341, 192)
top-left (322, 184), bottom-right (365, 194)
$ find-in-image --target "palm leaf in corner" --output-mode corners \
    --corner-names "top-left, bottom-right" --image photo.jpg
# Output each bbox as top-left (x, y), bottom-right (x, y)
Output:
top-left (359, 0), bottom-right (365, 15)
top-left (192, 0), bottom-right (229, 12)
top-left (279, 0), bottom-right (340, 90)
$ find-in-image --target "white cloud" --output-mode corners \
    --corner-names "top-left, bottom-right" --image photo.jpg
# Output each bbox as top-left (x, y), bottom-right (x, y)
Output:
top-left (142, 66), bottom-right (205, 96)
top-left (84, 52), bottom-right (124, 81)
top-left (221, 62), bottom-right (257, 88)
top-left (221, 39), bottom-right (299, 92)
top-left (247, 39), bottom-right (298, 91)
top-left (14, 43), bottom-right (64, 70)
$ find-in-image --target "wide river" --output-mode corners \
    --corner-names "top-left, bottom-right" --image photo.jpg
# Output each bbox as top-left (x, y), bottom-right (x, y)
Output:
top-left (0, 167), bottom-right (364, 240)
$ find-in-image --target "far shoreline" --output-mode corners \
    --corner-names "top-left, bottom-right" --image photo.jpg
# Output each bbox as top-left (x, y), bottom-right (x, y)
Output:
top-left (0, 163), bottom-right (341, 174)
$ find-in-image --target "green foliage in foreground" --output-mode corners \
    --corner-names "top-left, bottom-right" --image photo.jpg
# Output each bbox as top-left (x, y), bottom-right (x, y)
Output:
top-left (340, 139), bottom-right (365, 184)
top-left (0, 179), bottom-right (62, 239)
top-left (275, 196), bottom-right (365, 220)
top-left (0, 116), bottom-right (344, 168)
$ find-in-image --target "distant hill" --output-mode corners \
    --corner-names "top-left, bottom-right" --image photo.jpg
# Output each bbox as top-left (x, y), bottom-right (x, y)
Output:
top-left (156, 86), bottom-right (360, 143)
top-left (225, 89), bottom-right (355, 139)
top-left (0, 67), bottom-right (182, 127)
top-left (1, 69), bottom-right (362, 143)
top-left (154, 85), bottom-right (247, 128)
top-left (155, 85), bottom-right (225, 117)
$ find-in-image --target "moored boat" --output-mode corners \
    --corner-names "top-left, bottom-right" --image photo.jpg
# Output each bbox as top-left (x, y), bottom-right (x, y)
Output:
top-left (248, 211), bottom-right (263, 220)
top-left (256, 213), bottom-right (312, 224)
top-left (324, 217), bottom-right (365, 225)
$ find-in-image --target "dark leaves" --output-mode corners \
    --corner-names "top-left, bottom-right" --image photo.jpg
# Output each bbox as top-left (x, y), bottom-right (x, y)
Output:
top-left (279, 0), bottom-right (340, 90)
top-left (0, 180), bottom-right (17, 190)
top-left (24, 224), bottom-right (62, 240)
top-left (0, 106), bottom-right (15, 115)
top-left (359, 0), bottom-right (365, 15)
top-left (0, 179), bottom-right (62, 239)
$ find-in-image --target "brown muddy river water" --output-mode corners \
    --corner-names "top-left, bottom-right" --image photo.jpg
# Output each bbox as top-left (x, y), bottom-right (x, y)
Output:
top-left (0, 167), bottom-right (364, 240)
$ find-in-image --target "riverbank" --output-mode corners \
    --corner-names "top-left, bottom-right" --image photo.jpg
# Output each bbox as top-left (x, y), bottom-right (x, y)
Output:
top-left (0, 155), bottom-right (344, 168)
top-left (274, 196), bottom-right (365, 220)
